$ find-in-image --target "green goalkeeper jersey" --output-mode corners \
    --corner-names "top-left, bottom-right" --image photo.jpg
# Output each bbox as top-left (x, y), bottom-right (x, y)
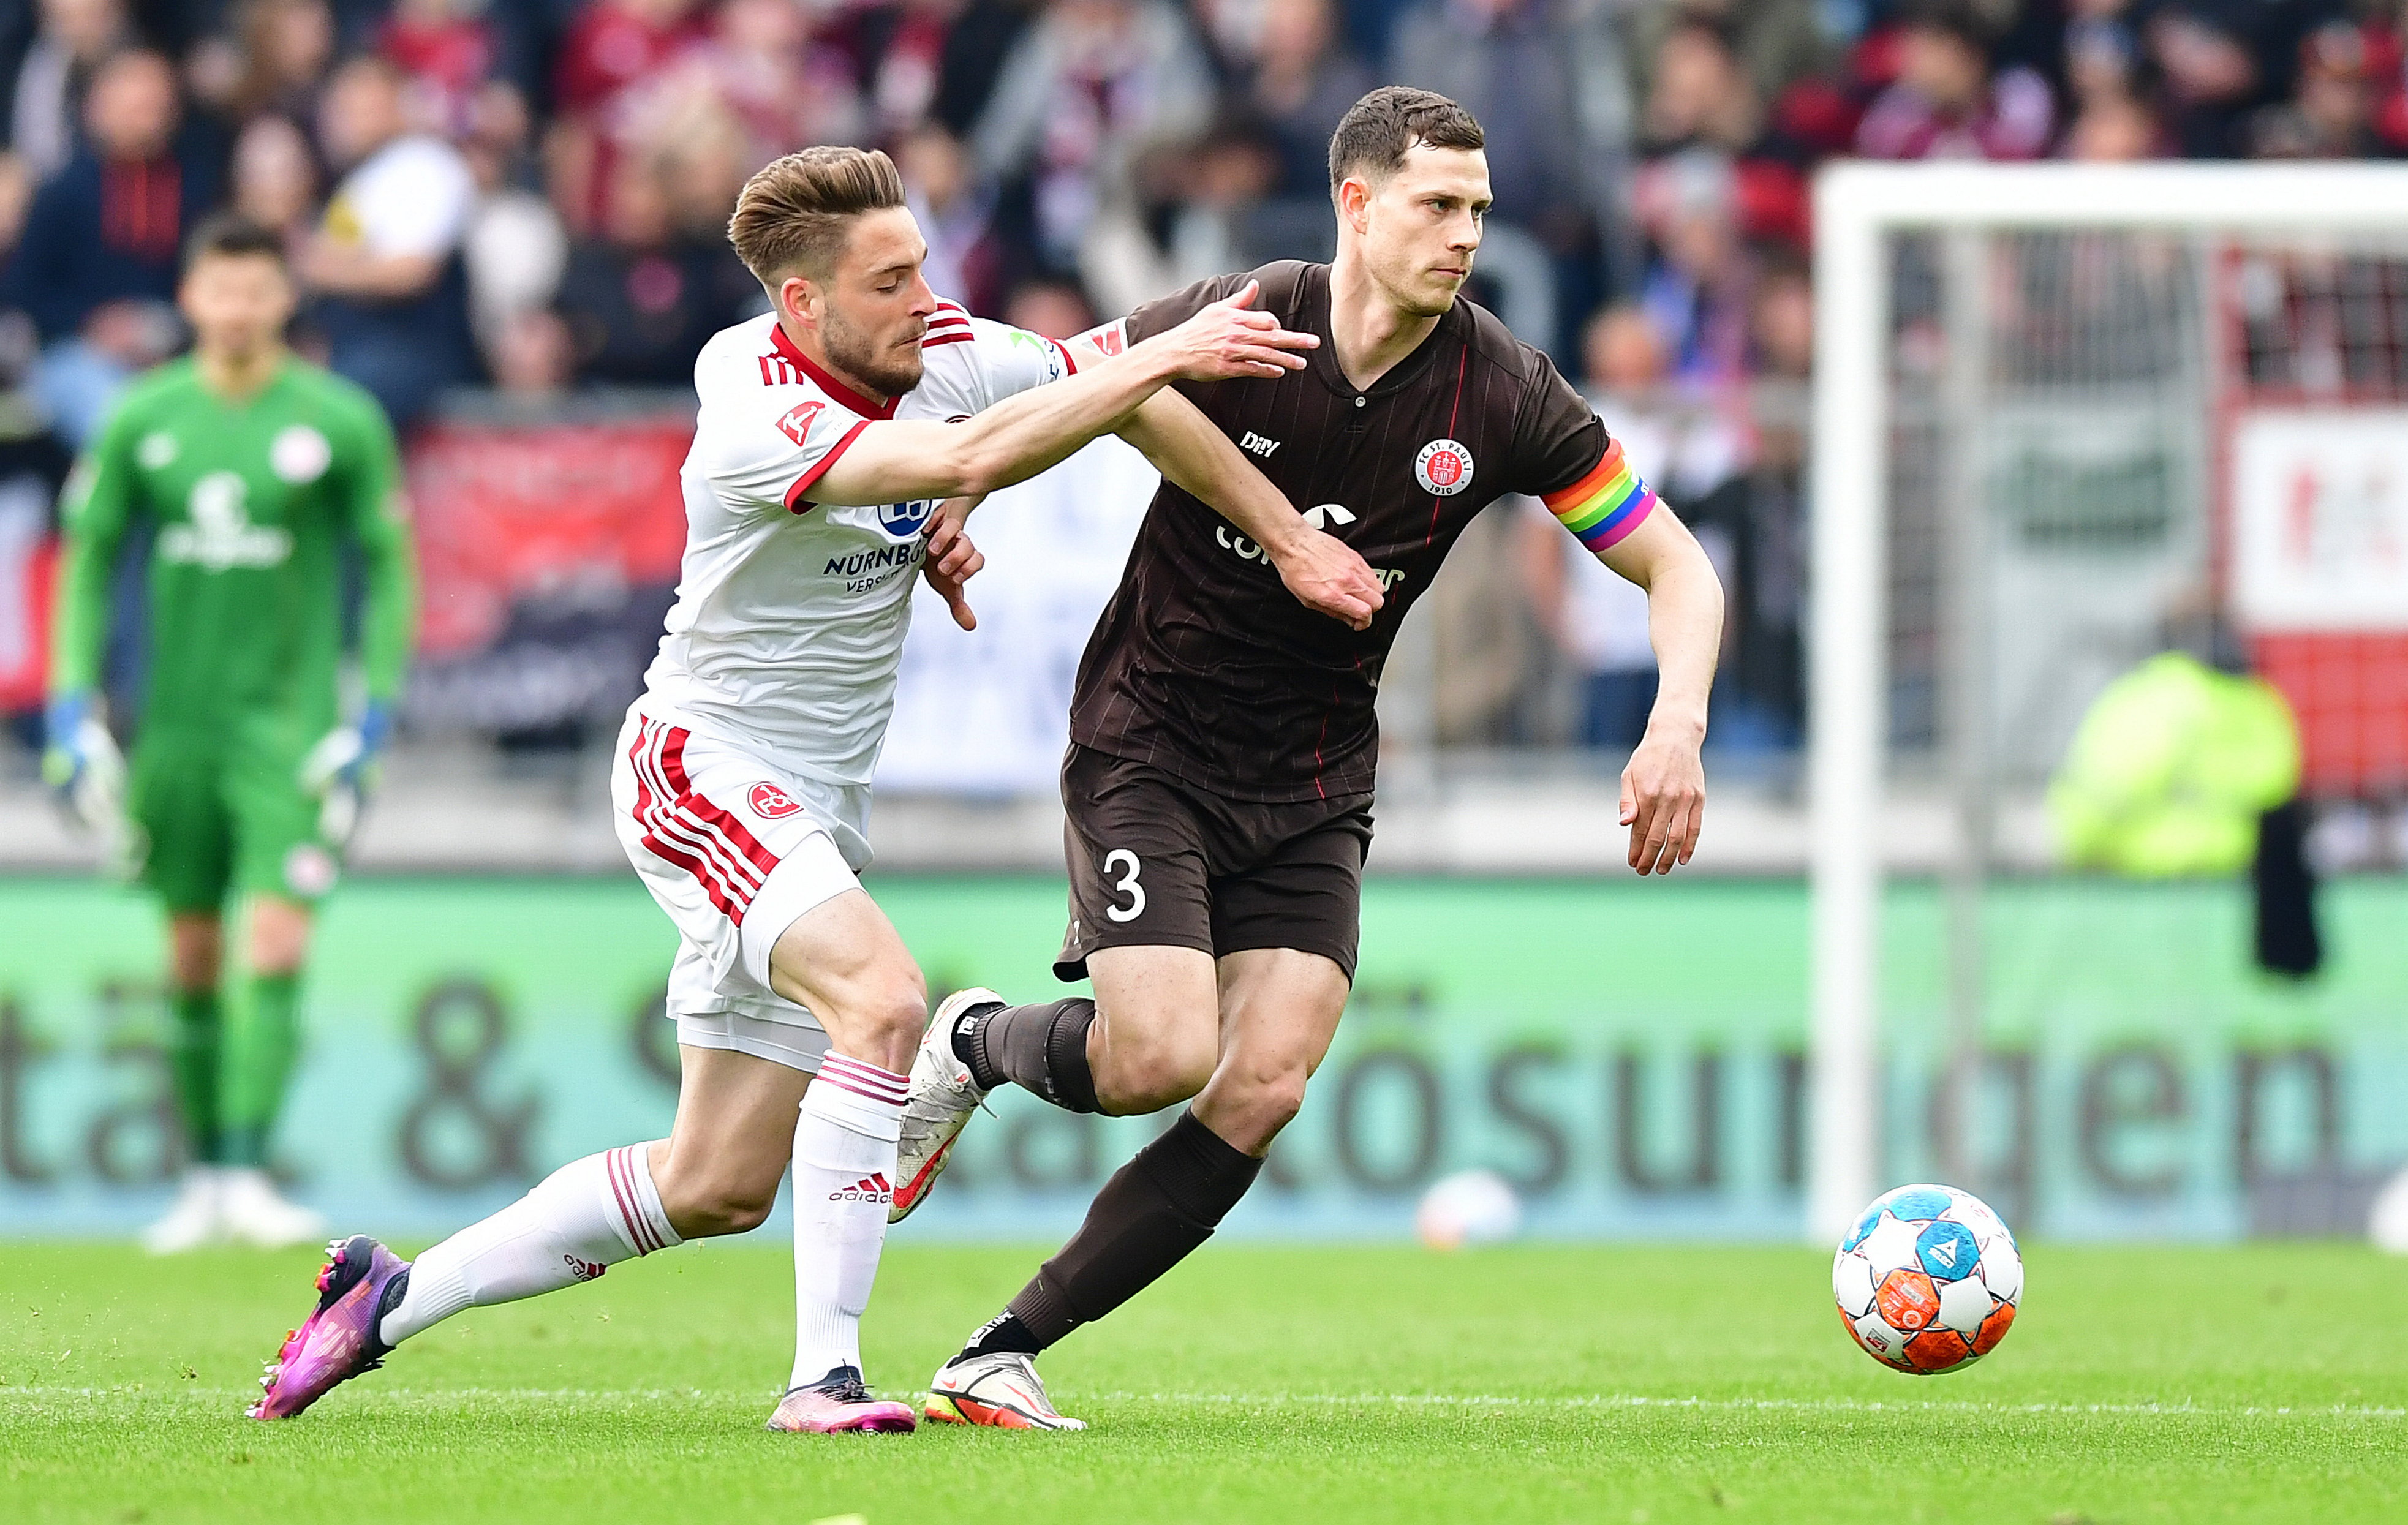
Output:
top-left (51, 355), bottom-right (415, 737)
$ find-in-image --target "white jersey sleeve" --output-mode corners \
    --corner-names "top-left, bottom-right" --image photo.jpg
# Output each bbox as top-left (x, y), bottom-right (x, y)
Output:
top-left (693, 374), bottom-right (873, 515)
top-left (913, 301), bottom-right (1079, 418)
top-left (637, 306), bottom-right (1081, 794)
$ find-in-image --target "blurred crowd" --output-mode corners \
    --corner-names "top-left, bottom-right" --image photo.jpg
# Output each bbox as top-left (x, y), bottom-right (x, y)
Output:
top-left (1, 0), bottom-right (2403, 757)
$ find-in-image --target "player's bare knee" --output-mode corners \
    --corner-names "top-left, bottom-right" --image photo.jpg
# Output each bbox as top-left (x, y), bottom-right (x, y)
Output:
top-left (853, 973), bottom-right (927, 1053)
top-left (654, 1165), bottom-right (777, 1238)
top-left (1100, 1025), bottom-right (1214, 1112)
top-left (247, 898), bottom-right (312, 975)
top-left (1236, 1066), bottom-right (1310, 1131)
top-left (1201, 1057), bottom-right (1308, 1144)
top-left (167, 921), bottom-right (221, 991)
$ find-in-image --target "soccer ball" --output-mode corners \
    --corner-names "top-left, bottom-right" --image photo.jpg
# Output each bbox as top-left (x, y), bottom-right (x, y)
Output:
top-left (1831, 1183), bottom-right (2021, 1374)
top-left (1414, 1169), bottom-right (1522, 1249)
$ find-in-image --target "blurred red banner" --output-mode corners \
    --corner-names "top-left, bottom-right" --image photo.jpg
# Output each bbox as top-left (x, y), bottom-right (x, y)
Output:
top-left (406, 416), bottom-right (692, 657)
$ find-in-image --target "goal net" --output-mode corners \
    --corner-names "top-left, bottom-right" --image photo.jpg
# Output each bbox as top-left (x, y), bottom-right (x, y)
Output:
top-left (1806, 163), bottom-right (2408, 1243)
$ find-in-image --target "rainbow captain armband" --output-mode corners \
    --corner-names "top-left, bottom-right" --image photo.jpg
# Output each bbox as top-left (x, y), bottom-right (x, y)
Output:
top-left (1543, 438), bottom-right (1658, 554)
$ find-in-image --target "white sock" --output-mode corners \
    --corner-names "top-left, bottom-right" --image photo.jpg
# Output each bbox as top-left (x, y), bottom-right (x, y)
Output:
top-left (380, 1143), bottom-right (681, 1346)
top-left (788, 1053), bottom-right (906, 1391)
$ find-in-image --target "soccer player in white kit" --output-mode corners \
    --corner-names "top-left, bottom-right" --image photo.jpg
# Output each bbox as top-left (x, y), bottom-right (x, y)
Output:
top-left (247, 146), bottom-right (1386, 1431)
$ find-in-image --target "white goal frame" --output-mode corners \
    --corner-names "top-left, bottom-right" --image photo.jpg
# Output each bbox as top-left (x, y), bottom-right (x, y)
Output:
top-left (1805, 161), bottom-right (2408, 1243)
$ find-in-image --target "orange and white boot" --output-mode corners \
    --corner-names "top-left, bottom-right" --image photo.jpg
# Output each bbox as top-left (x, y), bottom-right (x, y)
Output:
top-left (924, 1349), bottom-right (1086, 1431)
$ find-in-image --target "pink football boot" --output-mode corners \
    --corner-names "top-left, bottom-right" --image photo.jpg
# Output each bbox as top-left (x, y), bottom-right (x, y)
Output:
top-left (764, 1365), bottom-right (919, 1434)
top-left (249, 1235), bottom-right (411, 1419)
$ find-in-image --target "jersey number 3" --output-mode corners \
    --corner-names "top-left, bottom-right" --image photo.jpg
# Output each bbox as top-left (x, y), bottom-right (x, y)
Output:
top-left (1103, 849), bottom-right (1146, 922)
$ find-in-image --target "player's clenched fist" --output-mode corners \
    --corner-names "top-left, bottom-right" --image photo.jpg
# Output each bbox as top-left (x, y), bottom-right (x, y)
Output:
top-left (1148, 280), bottom-right (1321, 382)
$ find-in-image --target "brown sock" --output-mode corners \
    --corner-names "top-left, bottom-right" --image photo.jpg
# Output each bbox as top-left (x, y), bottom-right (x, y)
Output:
top-left (956, 998), bottom-right (1099, 1113)
top-left (959, 1110), bottom-right (1261, 1360)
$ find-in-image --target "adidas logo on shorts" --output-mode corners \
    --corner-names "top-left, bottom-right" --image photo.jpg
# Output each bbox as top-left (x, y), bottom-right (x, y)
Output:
top-left (830, 1173), bottom-right (894, 1205)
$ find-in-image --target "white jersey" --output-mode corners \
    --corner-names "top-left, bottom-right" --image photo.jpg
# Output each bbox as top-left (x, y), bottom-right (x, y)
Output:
top-left (641, 304), bottom-right (1077, 786)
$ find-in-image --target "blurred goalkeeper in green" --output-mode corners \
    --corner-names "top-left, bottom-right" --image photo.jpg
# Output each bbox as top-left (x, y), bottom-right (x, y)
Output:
top-left (44, 214), bottom-right (417, 1252)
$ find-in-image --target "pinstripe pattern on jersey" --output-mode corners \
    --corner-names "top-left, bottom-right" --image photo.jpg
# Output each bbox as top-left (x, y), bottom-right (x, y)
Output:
top-left (1071, 261), bottom-right (1613, 804)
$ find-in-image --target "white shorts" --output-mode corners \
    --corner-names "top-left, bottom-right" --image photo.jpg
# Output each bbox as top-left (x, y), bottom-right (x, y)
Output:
top-left (611, 704), bottom-right (872, 1074)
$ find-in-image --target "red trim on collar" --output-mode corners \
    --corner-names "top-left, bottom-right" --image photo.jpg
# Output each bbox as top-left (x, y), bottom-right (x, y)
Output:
top-left (768, 322), bottom-right (899, 419)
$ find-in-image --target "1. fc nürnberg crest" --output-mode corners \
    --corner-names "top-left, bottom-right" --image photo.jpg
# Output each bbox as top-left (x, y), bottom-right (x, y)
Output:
top-left (1416, 437), bottom-right (1474, 497)
top-left (749, 781), bottom-right (802, 818)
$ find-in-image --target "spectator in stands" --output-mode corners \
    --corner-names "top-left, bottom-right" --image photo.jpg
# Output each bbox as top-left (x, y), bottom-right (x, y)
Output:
top-left (379, 0), bottom-right (497, 137)
top-left (1629, 0), bottom-right (1833, 115)
top-left (458, 81), bottom-right (567, 374)
top-left (1228, 0), bottom-right (1374, 201)
top-left (2064, 0), bottom-right (2148, 116)
top-left (555, 152), bottom-right (741, 386)
top-left (2063, 89), bottom-right (2164, 159)
top-left (549, 0), bottom-right (709, 233)
top-left (619, 0), bottom-right (859, 180)
top-left (973, 0), bottom-right (1215, 271)
top-left (2146, 0), bottom-right (2340, 159)
top-left (1632, 149), bottom-right (1754, 386)
top-left (1639, 12), bottom-right (1808, 248)
top-left (1003, 275), bottom-right (1097, 339)
top-left (300, 54), bottom-right (477, 428)
top-left (1389, 0), bottom-right (1625, 273)
top-left (1520, 306), bottom-right (1671, 750)
top-left (1855, 0), bottom-right (2054, 161)
top-left (1750, 253), bottom-right (1813, 384)
top-left (2252, 20), bottom-right (2385, 159)
top-left (191, 0), bottom-right (336, 129)
top-left (1084, 113), bottom-right (1281, 314)
top-left (900, 121), bottom-right (1005, 315)
top-left (229, 111), bottom-right (317, 250)
top-left (827, 0), bottom-right (967, 143)
top-left (7, 0), bottom-right (130, 183)
top-left (10, 49), bottom-right (218, 446)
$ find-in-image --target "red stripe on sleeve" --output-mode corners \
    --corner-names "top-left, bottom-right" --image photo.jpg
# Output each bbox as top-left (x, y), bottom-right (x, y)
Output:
top-left (785, 420), bottom-right (869, 512)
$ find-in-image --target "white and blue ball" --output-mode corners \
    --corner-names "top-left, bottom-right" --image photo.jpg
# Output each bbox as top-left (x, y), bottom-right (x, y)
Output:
top-left (1831, 1183), bottom-right (2021, 1374)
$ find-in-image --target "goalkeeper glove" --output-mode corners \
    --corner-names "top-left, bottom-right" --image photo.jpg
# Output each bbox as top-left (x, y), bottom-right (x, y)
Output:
top-left (42, 691), bottom-right (138, 874)
top-left (298, 700), bottom-right (392, 850)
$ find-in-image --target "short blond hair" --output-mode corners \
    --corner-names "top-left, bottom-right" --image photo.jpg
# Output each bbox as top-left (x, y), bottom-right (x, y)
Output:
top-left (727, 146), bottom-right (907, 287)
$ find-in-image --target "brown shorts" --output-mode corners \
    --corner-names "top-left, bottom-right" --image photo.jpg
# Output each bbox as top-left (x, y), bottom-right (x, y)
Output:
top-left (1054, 744), bottom-right (1373, 984)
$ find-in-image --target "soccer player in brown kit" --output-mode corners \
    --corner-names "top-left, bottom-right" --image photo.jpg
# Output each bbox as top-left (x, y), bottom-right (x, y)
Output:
top-left (895, 86), bottom-right (1728, 1430)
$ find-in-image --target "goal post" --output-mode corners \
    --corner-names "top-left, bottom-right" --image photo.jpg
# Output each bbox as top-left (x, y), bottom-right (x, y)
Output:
top-left (1805, 162), bottom-right (2408, 1244)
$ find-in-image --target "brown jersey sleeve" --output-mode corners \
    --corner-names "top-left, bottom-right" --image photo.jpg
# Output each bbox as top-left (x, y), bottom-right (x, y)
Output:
top-left (1505, 345), bottom-right (1611, 499)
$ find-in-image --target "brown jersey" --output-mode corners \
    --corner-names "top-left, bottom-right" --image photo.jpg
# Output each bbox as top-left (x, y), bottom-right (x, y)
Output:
top-left (1070, 260), bottom-right (1616, 802)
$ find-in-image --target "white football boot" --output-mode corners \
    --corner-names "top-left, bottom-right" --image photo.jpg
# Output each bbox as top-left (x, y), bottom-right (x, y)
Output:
top-left (219, 1167), bottom-right (328, 1249)
top-left (889, 987), bottom-right (1003, 1223)
top-left (924, 1349), bottom-right (1087, 1431)
top-left (142, 1167), bottom-right (225, 1254)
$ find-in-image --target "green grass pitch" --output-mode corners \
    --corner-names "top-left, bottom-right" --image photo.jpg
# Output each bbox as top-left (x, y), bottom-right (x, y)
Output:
top-left (2, 1240), bottom-right (2403, 1523)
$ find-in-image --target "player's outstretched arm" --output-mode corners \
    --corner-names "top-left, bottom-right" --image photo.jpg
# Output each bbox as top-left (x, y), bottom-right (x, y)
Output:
top-left (1115, 390), bottom-right (1384, 631)
top-left (1595, 506), bottom-right (1723, 875)
top-left (806, 282), bottom-right (1315, 508)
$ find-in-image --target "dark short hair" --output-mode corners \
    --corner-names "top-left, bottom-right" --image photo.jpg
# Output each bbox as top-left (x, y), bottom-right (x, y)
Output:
top-left (727, 146), bottom-right (908, 286)
top-left (1327, 86), bottom-right (1484, 199)
top-left (1901, 0), bottom-right (1998, 51)
top-left (184, 212), bottom-right (287, 272)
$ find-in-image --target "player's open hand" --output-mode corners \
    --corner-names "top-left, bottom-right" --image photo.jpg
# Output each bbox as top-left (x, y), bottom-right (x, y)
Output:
top-left (1155, 281), bottom-right (1319, 382)
top-left (1619, 723), bottom-right (1705, 875)
top-left (923, 495), bottom-right (985, 630)
top-left (1271, 526), bottom-right (1384, 631)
